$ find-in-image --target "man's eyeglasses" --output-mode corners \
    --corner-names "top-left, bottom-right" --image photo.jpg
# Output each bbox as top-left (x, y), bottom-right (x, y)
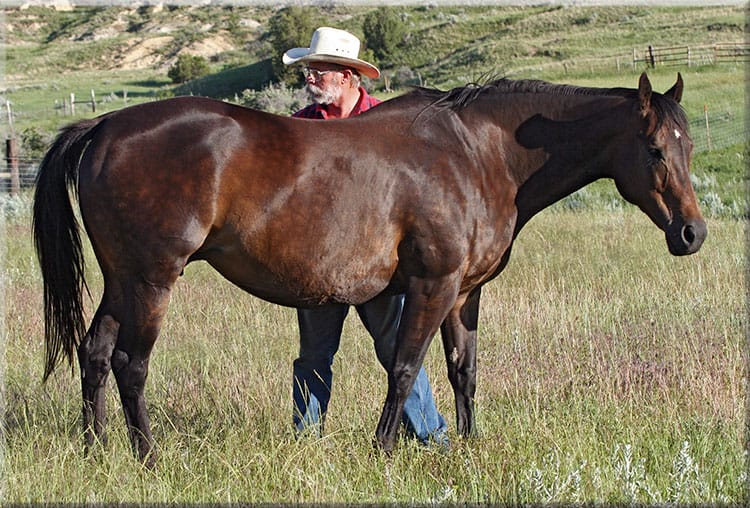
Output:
top-left (302, 67), bottom-right (339, 80)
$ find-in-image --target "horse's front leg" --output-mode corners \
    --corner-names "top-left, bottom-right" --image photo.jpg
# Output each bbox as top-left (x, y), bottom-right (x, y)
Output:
top-left (440, 287), bottom-right (480, 437)
top-left (375, 274), bottom-right (461, 452)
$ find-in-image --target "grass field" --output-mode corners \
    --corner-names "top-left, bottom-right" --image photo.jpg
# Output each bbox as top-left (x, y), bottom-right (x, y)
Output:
top-left (1, 190), bottom-right (744, 503)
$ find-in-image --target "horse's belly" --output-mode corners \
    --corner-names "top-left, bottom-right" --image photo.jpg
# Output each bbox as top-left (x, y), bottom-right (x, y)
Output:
top-left (198, 248), bottom-right (394, 308)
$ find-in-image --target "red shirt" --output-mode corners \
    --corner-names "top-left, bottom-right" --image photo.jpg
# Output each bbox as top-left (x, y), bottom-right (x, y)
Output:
top-left (292, 86), bottom-right (381, 119)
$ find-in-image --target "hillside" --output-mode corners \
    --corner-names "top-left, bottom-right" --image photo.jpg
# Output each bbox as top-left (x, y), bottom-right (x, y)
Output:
top-left (4, 4), bottom-right (745, 85)
top-left (4, 4), bottom-right (273, 75)
top-left (1, 3), bottom-right (746, 148)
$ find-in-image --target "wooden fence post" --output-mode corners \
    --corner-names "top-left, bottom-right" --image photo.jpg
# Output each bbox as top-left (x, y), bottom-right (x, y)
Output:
top-left (6, 137), bottom-right (20, 196)
top-left (647, 45), bottom-right (656, 68)
top-left (5, 100), bottom-right (13, 134)
top-left (5, 100), bottom-right (20, 196)
top-left (91, 89), bottom-right (96, 113)
top-left (703, 105), bottom-right (712, 151)
top-left (70, 93), bottom-right (76, 115)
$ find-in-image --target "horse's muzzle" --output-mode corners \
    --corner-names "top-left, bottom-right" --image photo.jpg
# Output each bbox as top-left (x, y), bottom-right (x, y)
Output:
top-left (667, 218), bottom-right (707, 256)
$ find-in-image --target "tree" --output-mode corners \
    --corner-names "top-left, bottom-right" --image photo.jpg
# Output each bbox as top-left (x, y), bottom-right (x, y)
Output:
top-left (362, 7), bottom-right (406, 68)
top-left (266, 7), bottom-right (324, 87)
top-left (167, 54), bottom-right (210, 84)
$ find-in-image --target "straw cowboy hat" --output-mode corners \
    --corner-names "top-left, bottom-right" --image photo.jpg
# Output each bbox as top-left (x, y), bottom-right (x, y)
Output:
top-left (282, 27), bottom-right (380, 79)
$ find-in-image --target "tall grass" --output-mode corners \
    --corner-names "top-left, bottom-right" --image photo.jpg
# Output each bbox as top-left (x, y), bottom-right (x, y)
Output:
top-left (2, 191), bottom-right (744, 503)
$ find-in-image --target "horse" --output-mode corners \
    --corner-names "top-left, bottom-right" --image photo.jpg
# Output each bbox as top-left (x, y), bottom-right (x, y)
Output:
top-left (33, 73), bottom-right (706, 466)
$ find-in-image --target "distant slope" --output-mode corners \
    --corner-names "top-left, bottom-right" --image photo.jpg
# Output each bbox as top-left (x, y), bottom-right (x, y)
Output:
top-left (4, 4), bottom-right (745, 91)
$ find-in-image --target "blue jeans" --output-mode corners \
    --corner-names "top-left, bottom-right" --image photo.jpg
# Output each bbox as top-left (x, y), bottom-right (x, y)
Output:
top-left (293, 293), bottom-right (448, 446)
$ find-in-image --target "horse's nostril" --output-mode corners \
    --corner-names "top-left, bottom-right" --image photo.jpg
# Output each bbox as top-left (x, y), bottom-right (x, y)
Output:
top-left (682, 224), bottom-right (696, 244)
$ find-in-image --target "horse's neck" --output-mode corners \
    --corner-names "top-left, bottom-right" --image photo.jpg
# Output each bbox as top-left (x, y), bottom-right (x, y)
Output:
top-left (510, 96), bottom-right (629, 232)
top-left (513, 152), bottom-right (598, 232)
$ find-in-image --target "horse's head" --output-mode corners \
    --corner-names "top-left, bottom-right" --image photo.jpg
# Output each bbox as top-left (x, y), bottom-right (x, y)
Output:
top-left (613, 73), bottom-right (706, 256)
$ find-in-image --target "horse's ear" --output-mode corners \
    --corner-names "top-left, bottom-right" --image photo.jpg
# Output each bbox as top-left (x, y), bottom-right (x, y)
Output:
top-left (638, 72), bottom-right (652, 117)
top-left (664, 73), bottom-right (684, 103)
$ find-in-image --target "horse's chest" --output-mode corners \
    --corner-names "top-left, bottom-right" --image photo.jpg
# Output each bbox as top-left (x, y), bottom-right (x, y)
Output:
top-left (461, 213), bottom-right (517, 283)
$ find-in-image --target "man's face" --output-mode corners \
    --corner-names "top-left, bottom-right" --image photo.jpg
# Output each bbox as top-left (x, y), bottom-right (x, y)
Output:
top-left (303, 64), bottom-right (345, 105)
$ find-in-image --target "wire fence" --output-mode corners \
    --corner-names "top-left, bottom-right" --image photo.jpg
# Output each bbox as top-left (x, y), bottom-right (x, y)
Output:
top-left (689, 108), bottom-right (747, 153)
top-left (1, 157), bottom-right (38, 192)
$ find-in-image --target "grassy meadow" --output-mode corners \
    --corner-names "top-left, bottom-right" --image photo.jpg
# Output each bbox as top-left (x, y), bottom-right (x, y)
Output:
top-left (1, 2), bottom-right (747, 504)
top-left (1, 189), bottom-right (745, 503)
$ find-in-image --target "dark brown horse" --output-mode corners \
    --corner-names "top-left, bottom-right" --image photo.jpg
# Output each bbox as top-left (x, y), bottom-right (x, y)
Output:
top-left (33, 73), bottom-right (705, 466)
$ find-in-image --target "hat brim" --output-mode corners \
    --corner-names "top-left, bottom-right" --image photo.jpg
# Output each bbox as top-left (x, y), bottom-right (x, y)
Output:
top-left (283, 48), bottom-right (380, 79)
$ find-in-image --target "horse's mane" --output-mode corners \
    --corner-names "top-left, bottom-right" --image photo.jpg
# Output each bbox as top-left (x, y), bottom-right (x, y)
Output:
top-left (408, 77), bottom-right (688, 130)
top-left (408, 78), bottom-right (625, 108)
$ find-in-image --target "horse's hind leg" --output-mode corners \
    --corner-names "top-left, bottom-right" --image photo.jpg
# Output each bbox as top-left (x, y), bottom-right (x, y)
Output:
top-left (77, 299), bottom-right (119, 454)
top-left (110, 275), bottom-right (176, 468)
top-left (440, 288), bottom-right (480, 437)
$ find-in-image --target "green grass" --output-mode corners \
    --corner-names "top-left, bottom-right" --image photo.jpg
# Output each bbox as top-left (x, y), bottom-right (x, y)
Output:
top-left (1, 192), bottom-right (744, 503)
top-left (2, 68), bottom-right (173, 136)
top-left (172, 59), bottom-right (274, 100)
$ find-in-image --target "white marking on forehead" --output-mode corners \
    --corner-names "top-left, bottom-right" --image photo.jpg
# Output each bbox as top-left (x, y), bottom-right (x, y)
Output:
top-left (674, 129), bottom-right (681, 139)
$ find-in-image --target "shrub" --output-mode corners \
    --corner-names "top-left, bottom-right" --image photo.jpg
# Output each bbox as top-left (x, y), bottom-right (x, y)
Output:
top-left (362, 6), bottom-right (406, 68)
top-left (20, 126), bottom-right (52, 159)
top-left (266, 7), bottom-right (324, 87)
top-left (237, 83), bottom-right (308, 116)
top-left (388, 65), bottom-right (422, 89)
top-left (167, 54), bottom-right (210, 84)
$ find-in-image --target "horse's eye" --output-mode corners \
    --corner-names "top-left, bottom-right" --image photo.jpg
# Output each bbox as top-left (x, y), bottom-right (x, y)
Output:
top-left (648, 147), bottom-right (664, 161)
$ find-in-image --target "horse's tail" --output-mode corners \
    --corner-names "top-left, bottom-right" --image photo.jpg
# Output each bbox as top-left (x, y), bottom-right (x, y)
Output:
top-left (33, 117), bottom-right (104, 382)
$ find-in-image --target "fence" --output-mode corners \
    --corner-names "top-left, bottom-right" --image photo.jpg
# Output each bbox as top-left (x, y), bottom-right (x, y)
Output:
top-left (634, 42), bottom-right (750, 68)
top-left (1, 156), bottom-right (37, 193)
top-left (56, 90), bottom-right (101, 115)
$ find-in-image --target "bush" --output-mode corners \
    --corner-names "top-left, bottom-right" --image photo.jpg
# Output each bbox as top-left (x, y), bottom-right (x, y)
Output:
top-left (237, 83), bottom-right (308, 116)
top-left (20, 126), bottom-right (52, 159)
top-left (362, 7), bottom-right (406, 68)
top-left (266, 7), bottom-right (324, 87)
top-left (386, 65), bottom-right (423, 90)
top-left (167, 54), bottom-right (210, 84)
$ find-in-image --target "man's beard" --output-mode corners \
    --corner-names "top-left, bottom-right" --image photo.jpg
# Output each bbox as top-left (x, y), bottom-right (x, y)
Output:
top-left (306, 81), bottom-right (343, 105)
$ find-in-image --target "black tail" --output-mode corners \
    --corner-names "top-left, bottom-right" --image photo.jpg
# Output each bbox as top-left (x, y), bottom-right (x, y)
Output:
top-left (33, 117), bottom-right (103, 381)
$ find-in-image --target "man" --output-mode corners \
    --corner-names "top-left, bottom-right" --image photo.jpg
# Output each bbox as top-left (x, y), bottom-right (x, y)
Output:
top-left (283, 27), bottom-right (448, 447)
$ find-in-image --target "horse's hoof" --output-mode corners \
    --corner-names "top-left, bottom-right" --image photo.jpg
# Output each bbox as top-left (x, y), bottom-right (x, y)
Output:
top-left (139, 449), bottom-right (157, 469)
top-left (373, 434), bottom-right (395, 455)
